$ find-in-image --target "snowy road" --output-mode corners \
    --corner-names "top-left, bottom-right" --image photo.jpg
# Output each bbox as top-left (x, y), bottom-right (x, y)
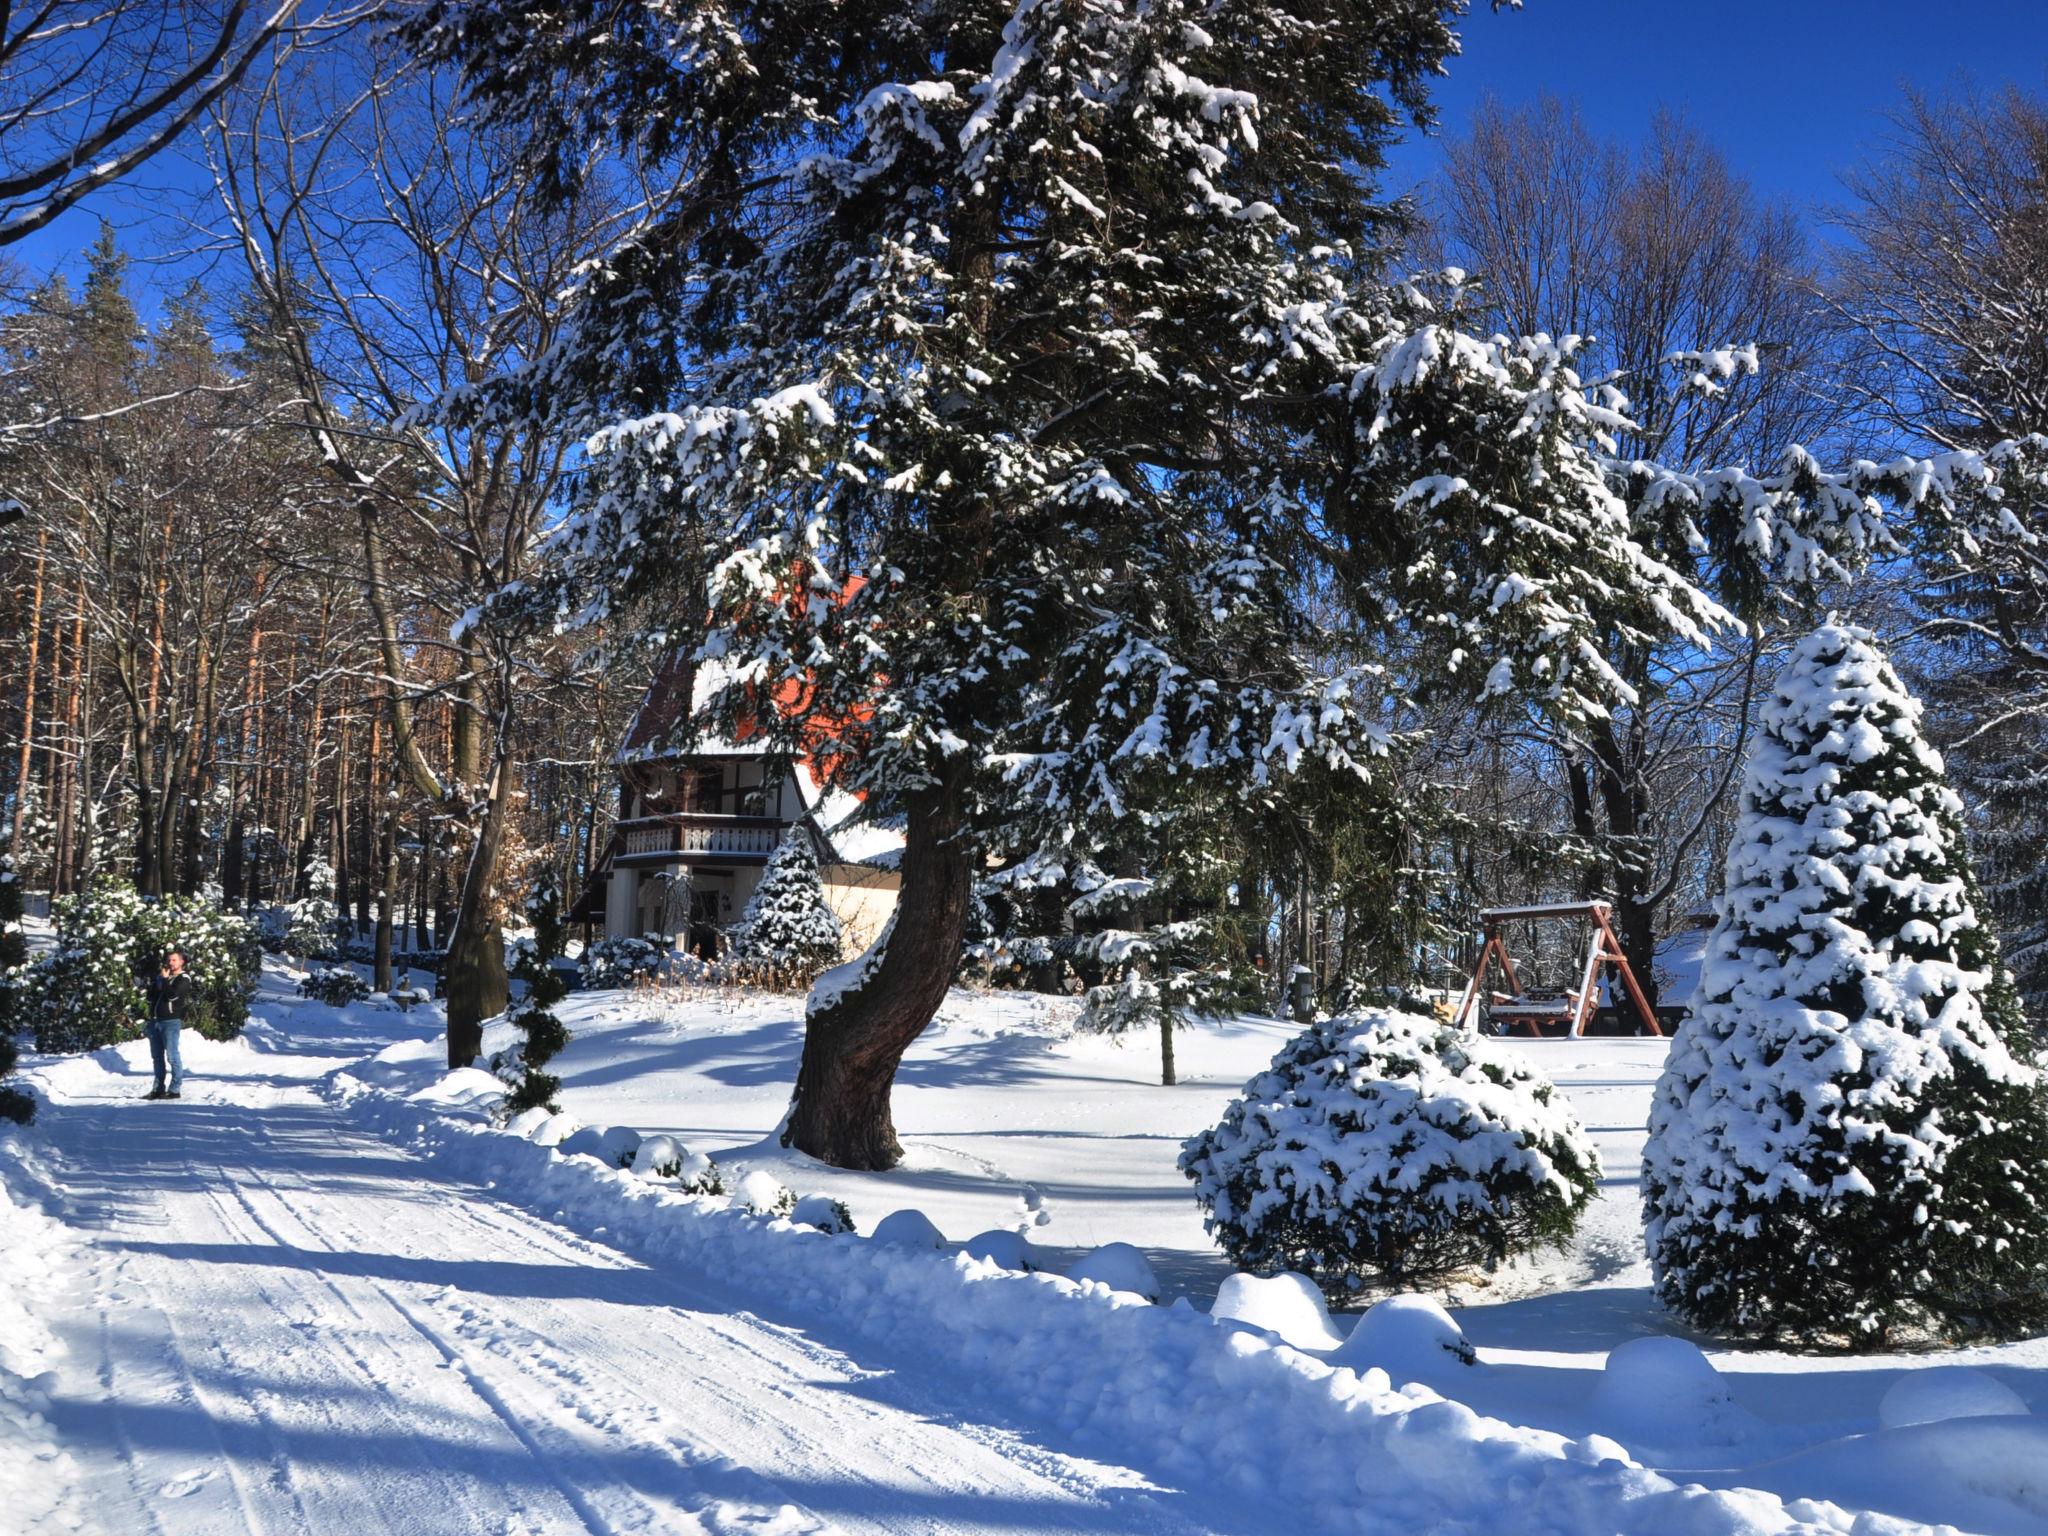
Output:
top-left (23, 1026), bottom-right (1232, 1536)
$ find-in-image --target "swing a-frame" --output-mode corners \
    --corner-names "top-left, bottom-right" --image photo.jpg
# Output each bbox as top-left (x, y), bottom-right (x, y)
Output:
top-left (1451, 901), bottom-right (1663, 1038)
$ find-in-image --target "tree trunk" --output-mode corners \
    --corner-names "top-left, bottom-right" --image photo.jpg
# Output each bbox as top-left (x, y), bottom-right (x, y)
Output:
top-left (1159, 1002), bottom-right (1177, 1087)
top-left (375, 810), bottom-right (395, 992)
top-left (783, 779), bottom-right (974, 1169)
top-left (443, 748), bottom-right (513, 1068)
top-left (10, 529), bottom-right (46, 853)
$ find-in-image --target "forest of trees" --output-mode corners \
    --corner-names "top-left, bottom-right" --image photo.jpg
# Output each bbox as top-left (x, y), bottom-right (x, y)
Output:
top-left (2, 4), bottom-right (2046, 1167)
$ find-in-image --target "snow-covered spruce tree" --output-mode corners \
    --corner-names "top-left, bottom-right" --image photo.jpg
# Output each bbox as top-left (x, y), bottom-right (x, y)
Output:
top-left (0, 855), bottom-right (34, 1124)
top-left (499, 869), bottom-right (571, 1118)
top-left (734, 827), bottom-right (842, 981)
top-left (1181, 1011), bottom-right (1600, 1298)
top-left (411, 0), bottom-right (2038, 1169)
top-left (1644, 621), bottom-right (2048, 1346)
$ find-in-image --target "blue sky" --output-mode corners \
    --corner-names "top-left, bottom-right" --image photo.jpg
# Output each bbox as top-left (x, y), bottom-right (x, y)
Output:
top-left (16, 3), bottom-right (2048, 310)
top-left (1383, 1), bottom-right (2048, 218)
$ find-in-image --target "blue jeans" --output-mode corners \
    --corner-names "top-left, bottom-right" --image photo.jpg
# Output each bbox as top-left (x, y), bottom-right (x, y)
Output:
top-left (147, 1019), bottom-right (183, 1094)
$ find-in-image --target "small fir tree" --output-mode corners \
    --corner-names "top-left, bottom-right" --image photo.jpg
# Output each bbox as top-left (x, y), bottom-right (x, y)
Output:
top-left (499, 869), bottom-right (571, 1117)
top-left (0, 855), bottom-right (34, 1123)
top-left (1644, 621), bottom-right (2048, 1346)
top-left (734, 828), bottom-right (842, 979)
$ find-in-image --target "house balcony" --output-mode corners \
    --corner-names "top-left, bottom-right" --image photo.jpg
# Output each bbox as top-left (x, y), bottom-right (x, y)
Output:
top-left (613, 813), bottom-right (789, 867)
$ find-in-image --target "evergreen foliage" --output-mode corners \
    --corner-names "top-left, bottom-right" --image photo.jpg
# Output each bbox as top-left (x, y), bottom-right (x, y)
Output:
top-left (23, 881), bottom-right (259, 1052)
top-left (0, 856), bottom-right (34, 1124)
top-left (406, 0), bottom-right (2046, 1166)
top-left (1643, 621), bottom-right (2048, 1347)
top-left (733, 828), bottom-right (842, 979)
top-left (499, 869), bottom-right (572, 1117)
top-left (298, 965), bottom-right (371, 1006)
top-left (1180, 1011), bottom-right (1600, 1299)
top-left (578, 936), bottom-right (663, 991)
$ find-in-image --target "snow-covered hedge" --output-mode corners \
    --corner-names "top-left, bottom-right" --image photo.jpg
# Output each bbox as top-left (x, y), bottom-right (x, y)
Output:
top-left (1644, 622), bottom-right (2048, 1347)
top-left (25, 880), bottom-right (260, 1051)
top-left (578, 936), bottom-right (665, 990)
top-left (298, 965), bottom-right (371, 1007)
top-left (1180, 1010), bottom-right (1600, 1296)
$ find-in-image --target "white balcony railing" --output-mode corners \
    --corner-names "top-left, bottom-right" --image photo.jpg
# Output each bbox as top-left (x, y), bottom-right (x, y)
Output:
top-left (617, 814), bottom-right (787, 861)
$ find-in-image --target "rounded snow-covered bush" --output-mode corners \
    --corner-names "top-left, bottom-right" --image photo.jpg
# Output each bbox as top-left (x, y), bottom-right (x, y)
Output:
top-left (790, 1193), bottom-right (856, 1234)
top-left (578, 935), bottom-right (664, 990)
top-left (298, 965), bottom-right (370, 1007)
top-left (1180, 1010), bottom-right (1600, 1298)
top-left (736, 1170), bottom-right (796, 1218)
top-left (1644, 622), bottom-right (2048, 1347)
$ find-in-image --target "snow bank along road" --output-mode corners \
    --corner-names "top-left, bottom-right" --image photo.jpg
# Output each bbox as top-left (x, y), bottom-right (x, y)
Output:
top-left (4, 1019), bottom-right (1241, 1536)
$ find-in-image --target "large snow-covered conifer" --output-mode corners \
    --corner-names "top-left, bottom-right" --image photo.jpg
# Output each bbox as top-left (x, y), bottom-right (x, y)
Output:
top-left (412, 0), bottom-right (2046, 1168)
top-left (1644, 621), bottom-right (2048, 1345)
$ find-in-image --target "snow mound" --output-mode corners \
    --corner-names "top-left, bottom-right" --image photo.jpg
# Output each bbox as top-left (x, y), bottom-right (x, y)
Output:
top-left (1878, 1366), bottom-right (2029, 1429)
top-left (632, 1133), bottom-right (683, 1177)
top-left (525, 1110), bottom-right (581, 1147)
top-left (870, 1208), bottom-right (948, 1250)
top-left (1331, 1294), bottom-right (1475, 1383)
top-left (1064, 1243), bottom-right (1162, 1302)
top-left (736, 1170), bottom-right (794, 1217)
top-left (963, 1229), bottom-right (1042, 1271)
top-left (1590, 1337), bottom-right (1749, 1450)
top-left (554, 1125), bottom-right (641, 1168)
top-left (790, 1194), bottom-right (855, 1235)
top-left (1211, 1272), bottom-right (1345, 1351)
top-left (505, 1106), bottom-right (553, 1138)
top-left (409, 1067), bottom-right (503, 1116)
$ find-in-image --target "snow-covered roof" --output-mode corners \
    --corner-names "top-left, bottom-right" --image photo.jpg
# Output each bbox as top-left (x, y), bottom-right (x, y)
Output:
top-left (794, 761), bottom-right (905, 869)
top-left (618, 652), bottom-right (769, 763)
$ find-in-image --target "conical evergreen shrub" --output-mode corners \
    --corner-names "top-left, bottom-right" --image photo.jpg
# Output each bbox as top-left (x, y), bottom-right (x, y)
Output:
top-left (1644, 621), bottom-right (2048, 1346)
top-left (734, 827), bottom-right (842, 979)
top-left (499, 869), bottom-right (571, 1117)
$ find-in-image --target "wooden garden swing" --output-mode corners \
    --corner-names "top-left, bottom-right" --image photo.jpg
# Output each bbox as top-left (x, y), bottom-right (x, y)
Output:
top-left (1451, 901), bottom-right (1663, 1039)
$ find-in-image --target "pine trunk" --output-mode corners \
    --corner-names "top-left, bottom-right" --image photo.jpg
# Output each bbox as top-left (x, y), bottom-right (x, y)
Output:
top-left (783, 780), bottom-right (973, 1170)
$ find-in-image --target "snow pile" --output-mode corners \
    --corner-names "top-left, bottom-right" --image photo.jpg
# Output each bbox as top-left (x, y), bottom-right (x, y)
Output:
top-left (1877, 1367), bottom-right (2029, 1430)
top-left (1211, 1271), bottom-right (1346, 1350)
top-left (870, 1208), bottom-right (948, 1249)
top-left (0, 1132), bottom-right (96, 1533)
top-left (1181, 1010), bottom-right (1601, 1294)
top-left (1064, 1243), bottom-right (1162, 1302)
top-left (963, 1229), bottom-right (1043, 1272)
top-left (1590, 1337), bottom-right (1752, 1451)
top-left (1330, 1294), bottom-right (1476, 1386)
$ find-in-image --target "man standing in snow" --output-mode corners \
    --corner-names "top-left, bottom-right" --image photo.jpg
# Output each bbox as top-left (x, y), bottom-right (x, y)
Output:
top-left (144, 949), bottom-right (191, 1101)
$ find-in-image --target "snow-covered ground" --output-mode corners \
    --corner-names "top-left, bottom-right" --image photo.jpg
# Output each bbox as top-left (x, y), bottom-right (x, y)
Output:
top-left (4, 958), bottom-right (2045, 1534)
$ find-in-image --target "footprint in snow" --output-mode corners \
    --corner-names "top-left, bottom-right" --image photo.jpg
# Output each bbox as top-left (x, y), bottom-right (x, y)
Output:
top-left (158, 1467), bottom-right (216, 1499)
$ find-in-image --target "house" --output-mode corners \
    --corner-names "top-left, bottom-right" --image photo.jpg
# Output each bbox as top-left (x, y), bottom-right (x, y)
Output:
top-left (569, 652), bottom-right (903, 954)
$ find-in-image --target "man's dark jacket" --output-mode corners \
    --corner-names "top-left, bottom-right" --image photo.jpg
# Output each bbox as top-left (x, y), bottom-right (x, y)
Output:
top-left (146, 972), bottom-right (192, 1023)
